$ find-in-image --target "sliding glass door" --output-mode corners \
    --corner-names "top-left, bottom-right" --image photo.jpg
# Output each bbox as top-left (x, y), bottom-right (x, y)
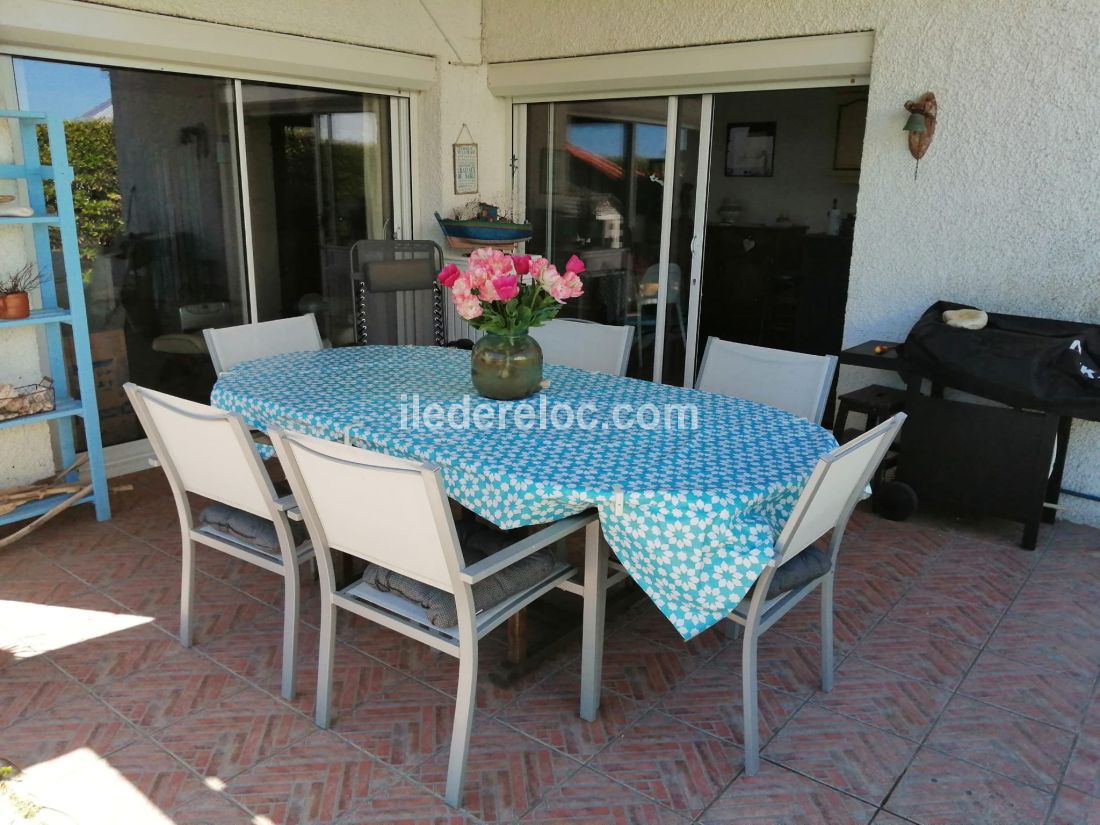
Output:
top-left (522, 95), bottom-right (711, 384)
top-left (239, 82), bottom-right (393, 346)
top-left (10, 56), bottom-right (409, 447)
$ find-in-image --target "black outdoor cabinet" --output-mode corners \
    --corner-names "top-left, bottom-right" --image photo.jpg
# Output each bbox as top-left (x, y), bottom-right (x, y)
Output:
top-left (897, 390), bottom-right (1063, 549)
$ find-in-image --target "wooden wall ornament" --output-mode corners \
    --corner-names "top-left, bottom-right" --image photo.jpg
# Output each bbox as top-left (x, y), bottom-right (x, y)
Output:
top-left (904, 92), bottom-right (937, 160)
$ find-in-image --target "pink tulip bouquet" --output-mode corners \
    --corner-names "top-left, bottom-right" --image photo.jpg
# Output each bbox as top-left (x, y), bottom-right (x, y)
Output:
top-left (437, 248), bottom-right (585, 336)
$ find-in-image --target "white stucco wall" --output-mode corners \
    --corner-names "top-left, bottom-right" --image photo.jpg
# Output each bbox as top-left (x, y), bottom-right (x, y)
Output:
top-left (484, 0), bottom-right (1100, 526)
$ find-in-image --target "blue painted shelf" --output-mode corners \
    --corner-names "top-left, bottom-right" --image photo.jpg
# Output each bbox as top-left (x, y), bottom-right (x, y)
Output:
top-left (0, 109), bottom-right (111, 527)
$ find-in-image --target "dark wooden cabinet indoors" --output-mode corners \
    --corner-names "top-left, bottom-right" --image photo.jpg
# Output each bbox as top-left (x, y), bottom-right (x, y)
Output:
top-left (700, 224), bottom-right (851, 359)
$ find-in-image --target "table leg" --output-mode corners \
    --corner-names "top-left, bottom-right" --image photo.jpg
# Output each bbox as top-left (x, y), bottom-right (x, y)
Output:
top-left (506, 609), bottom-right (528, 667)
top-left (580, 519), bottom-right (607, 722)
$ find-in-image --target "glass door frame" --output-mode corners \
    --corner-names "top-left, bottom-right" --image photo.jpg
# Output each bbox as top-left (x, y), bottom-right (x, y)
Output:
top-left (511, 93), bottom-right (714, 386)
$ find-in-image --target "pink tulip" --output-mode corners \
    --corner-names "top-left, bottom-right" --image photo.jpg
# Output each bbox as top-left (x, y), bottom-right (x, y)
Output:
top-left (565, 254), bottom-right (586, 274)
top-left (492, 274), bottom-right (520, 301)
top-left (511, 255), bottom-right (531, 275)
top-left (438, 263), bottom-right (461, 287)
top-left (454, 295), bottom-right (483, 320)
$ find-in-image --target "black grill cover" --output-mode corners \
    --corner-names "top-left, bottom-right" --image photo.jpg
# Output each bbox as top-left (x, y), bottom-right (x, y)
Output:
top-left (900, 301), bottom-right (1100, 421)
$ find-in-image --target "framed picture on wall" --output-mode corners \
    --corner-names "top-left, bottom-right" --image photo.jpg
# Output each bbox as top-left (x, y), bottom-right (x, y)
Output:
top-left (726, 122), bottom-right (776, 177)
top-left (833, 98), bottom-right (868, 171)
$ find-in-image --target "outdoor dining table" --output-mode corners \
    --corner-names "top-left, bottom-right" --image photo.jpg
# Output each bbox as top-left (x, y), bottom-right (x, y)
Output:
top-left (211, 344), bottom-right (837, 715)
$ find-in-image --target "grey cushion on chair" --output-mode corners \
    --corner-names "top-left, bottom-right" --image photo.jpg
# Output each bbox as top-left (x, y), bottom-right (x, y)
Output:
top-left (764, 546), bottom-right (832, 598)
top-left (360, 520), bottom-right (558, 629)
top-left (198, 503), bottom-right (307, 555)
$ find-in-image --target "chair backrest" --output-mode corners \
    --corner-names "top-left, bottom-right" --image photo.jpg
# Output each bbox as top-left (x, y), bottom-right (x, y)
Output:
top-left (270, 428), bottom-right (461, 592)
top-left (350, 239), bottom-right (445, 346)
top-left (203, 315), bottom-right (323, 374)
top-left (774, 414), bottom-right (906, 564)
top-left (124, 383), bottom-right (276, 519)
top-left (696, 337), bottom-right (838, 424)
top-left (530, 318), bottom-right (634, 376)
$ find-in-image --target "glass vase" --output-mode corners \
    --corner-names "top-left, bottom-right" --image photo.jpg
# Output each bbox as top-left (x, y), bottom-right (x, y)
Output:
top-left (470, 333), bottom-right (543, 400)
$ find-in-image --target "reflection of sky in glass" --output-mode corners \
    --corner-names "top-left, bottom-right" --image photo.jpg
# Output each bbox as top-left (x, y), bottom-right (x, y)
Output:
top-left (15, 58), bottom-right (111, 119)
top-left (567, 120), bottom-right (666, 160)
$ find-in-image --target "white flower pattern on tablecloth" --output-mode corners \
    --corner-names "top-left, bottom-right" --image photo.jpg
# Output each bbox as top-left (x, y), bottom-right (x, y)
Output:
top-left (211, 345), bottom-right (837, 639)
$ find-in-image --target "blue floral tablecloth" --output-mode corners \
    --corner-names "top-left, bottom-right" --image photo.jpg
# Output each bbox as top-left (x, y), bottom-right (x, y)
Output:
top-left (211, 345), bottom-right (837, 638)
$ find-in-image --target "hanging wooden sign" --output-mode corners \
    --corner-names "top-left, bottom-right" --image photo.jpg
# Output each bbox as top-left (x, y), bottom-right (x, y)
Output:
top-left (453, 124), bottom-right (479, 195)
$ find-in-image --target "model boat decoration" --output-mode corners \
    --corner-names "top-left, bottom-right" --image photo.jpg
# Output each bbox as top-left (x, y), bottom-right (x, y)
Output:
top-left (435, 201), bottom-right (532, 252)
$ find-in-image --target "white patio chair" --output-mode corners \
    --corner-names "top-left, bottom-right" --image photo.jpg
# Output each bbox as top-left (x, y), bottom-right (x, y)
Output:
top-left (530, 318), bottom-right (635, 376)
top-left (696, 337), bottom-right (838, 424)
top-left (269, 427), bottom-right (601, 808)
top-left (124, 383), bottom-right (313, 700)
top-left (203, 315), bottom-right (323, 374)
top-left (730, 413), bottom-right (905, 774)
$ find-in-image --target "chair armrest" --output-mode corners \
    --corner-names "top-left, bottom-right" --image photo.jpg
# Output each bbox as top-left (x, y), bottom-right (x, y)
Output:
top-left (273, 494), bottom-right (303, 522)
top-left (458, 510), bottom-right (597, 585)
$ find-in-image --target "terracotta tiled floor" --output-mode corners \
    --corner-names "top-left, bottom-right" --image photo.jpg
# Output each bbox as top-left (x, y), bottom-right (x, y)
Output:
top-left (1, 469), bottom-right (1099, 824)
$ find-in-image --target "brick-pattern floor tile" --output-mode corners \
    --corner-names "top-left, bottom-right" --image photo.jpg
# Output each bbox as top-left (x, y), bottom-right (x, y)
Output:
top-left (589, 710), bottom-right (742, 816)
top-left (165, 789), bottom-right (257, 825)
top-left (658, 662), bottom-right (803, 747)
top-left (712, 632), bottom-right (826, 697)
top-left (0, 693), bottom-right (139, 782)
top-left (94, 648), bottom-right (251, 732)
top-left (1063, 691), bottom-right (1100, 796)
top-left (985, 613), bottom-right (1100, 681)
top-left (153, 686), bottom-right (315, 781)
top-left (198, 613), bottom-right (321, 694)
top-left (333, 676), bottom-right (458, 768)
top-left (414, 719), bottom-right (583, 823)
top-left (0, 590), bottom-right (144, 661)
top-left (958, 651), bottom-right (1093, 730)
top-left (884, 749), bottom-right (1052, 825)
top-left (925, 695), bottom-right (1075, 790)
top-left (340, 778), bottom-right (476, 824)
top-left (521, 766), bottom-right (689, 824)
top-left (47, 622), bottom-right (181, 687)
top-left (225, 730), bottom-right (400, 825)
top-left (498, 667), bottom-right (647, 758)
top-left (886, 587), bottom-right (1003, 647)
top-left (103, 571), bottom-right (276, 643)
top-left (853, 619), bottom-right (979, 689)
top-left (701, 760), bottom-right (876, 824)
top-left (0, 657), bottom-right (86, 728)
top-left (810, 658), bottom-right (951, 740)
top-left (1008, 586), bottom-right (1100, 638)
top-left (1048, 785), bottom-right (1100, 825)
top-left (53, 534), bottom-right (180, 586)
top-left (567, 631), bottom-right (699, 706)
top-left (773, 594), bottom-right (882, 656)
top-left (410, 638), bottom-right (559, 714)
top-left (763, 704), bottom-right (917, 805)
top-left (623, 601), bottom-right (731, 659)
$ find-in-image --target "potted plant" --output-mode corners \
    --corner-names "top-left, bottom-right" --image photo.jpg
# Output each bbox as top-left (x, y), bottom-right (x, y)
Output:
top-left (437, 249), bottom-right (585, 400)
top-left (0, 265), bottom-right (43, 321)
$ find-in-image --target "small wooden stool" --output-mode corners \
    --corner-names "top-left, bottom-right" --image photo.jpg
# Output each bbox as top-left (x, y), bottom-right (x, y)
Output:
top-left (833, 384), bottom-right (907, 443)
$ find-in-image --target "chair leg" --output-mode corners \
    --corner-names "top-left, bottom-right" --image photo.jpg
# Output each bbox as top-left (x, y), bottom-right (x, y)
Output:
top-left (820, 573), bottom-right (835, 692)
top-left (180, 537), bottom-right (195, 648)
top-left (445, 637), bottom-right (478, 808)
top-left (580, 519), bottom-right (608, 722)
top-left (281, 564), bottom-right (301, 701)
top-left (742, 628), bottom-right (761, 775)
top-left (315, 599), bottom-right (337, 728)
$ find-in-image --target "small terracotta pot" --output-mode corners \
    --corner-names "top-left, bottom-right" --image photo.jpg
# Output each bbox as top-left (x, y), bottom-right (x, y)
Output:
top-left (0, 291), bottom-right (30, 320)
